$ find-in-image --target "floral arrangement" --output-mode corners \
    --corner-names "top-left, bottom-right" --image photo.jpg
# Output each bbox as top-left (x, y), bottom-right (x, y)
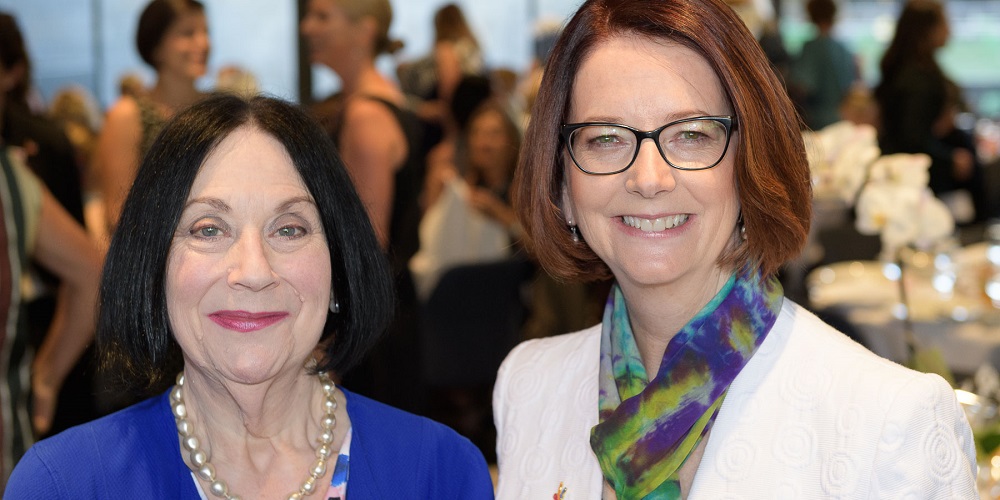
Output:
top-left (803, 121), bottom-right (955, 260)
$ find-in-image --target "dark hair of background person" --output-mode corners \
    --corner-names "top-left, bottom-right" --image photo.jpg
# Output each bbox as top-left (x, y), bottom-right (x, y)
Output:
top-left (806, 0), bottom-right (838, 26)
top-left (98, 93), bottom-right (395, 396)
top-left (463, 99), bottom-right (521, 185)
top-left (135, 0), bottom-right (206, 68)
top-left (512, 0), bottom-right (811, 283)
top-left (449, 74), bottom-right (492, 132)
top-left (0, 11), bottom-right (32, 107)
top-left (876, 0), bottom-right (946, 89)
top-left (433, 3), bottom-right (478, 47)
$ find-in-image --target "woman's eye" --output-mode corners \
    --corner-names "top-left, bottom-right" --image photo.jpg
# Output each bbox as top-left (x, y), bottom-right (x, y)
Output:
top-left (193, 225), bottom-right (222, 238)
top-left (276, 226), bottom-right (305, 238)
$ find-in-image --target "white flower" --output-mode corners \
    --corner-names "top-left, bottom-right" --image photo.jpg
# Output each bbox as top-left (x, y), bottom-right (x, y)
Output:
top-left (804, 121), bottom-right (880, 204)
top-left (805, 121), bottom-right (956, 261)
top-left (854, 153), bottom-right (954, 258)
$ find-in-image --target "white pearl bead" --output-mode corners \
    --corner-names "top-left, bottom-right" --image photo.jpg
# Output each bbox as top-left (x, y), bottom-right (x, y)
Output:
top-left (173, 402), bottom-right (187, 419)
top-left (288, 493), bottom-right (302, 500)
top-left (191, 450), bottom-right (208, 467)
top-left (210, 480), bottom-right (228, 497)
top-left (321, 416), bottom-right (336, 429)
top-left (317, 445), bottom-right (331, 459)
top-left (177, 419), bottom-right (192, 437)
top-left (197, 463), bottom-right (216, 481)
top-left (176, 373), bottom-right (185, 385)
top-left (311, 459), bottom-right (327, 477)
top-left (301, 476), bottom-right (316, 494)
top-left (318, 431), bottom-right (334, 445)
top-left (171, 386), bottom-right (183, 402)
top-left (183, 436), bottom-right (200, 451)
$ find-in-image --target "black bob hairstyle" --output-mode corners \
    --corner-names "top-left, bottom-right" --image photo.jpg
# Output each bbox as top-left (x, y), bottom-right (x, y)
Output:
top-left (98, 93), bottom-right (395, 395)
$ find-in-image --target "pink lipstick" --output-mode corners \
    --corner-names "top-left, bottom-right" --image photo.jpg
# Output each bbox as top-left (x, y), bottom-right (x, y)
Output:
top-left (209, 310), bottom-right (289, 333)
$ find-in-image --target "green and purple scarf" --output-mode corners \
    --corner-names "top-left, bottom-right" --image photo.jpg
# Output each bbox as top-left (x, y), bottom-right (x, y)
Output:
top-left (590, 269), bottom-right (782, 499)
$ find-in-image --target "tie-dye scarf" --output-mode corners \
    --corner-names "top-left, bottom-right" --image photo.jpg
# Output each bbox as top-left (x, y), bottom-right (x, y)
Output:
top-left (590, 269), bottom-right (783, 498)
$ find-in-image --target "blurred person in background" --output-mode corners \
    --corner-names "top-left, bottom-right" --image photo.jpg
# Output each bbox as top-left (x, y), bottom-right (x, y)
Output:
top-left (94, 0), bottom-right (210, 232)
top-left (790, 0), bottom-right (859, 130)
top-left (875, 0), bottom-right (988, 222)
top-left (0, 14), bottom-right (101, 485)
top-left (48, 85), bottom-right (106, 241)
top-left (1, 11), bottom-right (103, 440)
top-left (301, 0), bottom-right (428, 415)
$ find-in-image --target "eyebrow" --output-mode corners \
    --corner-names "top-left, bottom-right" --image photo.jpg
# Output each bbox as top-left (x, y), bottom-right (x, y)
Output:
top-left (182, 195), bottom-right (317, 214)
top-left (578, 110), bottom-right (716, 124)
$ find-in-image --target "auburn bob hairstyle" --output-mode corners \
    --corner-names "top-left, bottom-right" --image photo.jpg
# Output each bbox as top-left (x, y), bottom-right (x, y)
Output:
top-left (513, 0), bottom-right (811, 282)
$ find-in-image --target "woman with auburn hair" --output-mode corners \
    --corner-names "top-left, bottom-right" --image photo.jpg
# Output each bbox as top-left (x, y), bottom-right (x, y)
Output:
top-left (492, 0), bottom-right (976, 497)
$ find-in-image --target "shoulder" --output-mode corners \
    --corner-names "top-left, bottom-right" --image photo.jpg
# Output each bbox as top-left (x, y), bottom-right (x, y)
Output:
top-left (495, 325), bottom-right (600, 409)
top-left (501, 325), bottom-right (601, 371)
top-left (5, 392), bottom-right (194, 498)
top-left (768, 300), bottom-right (940, 389)
top-left (341, 97), bottom-right (406, 138)
top-left (691, 301), bottom-right (976, 497)
top-left (343, 389), bottom-right (494, 498)
top-left (103, 96), bottom-right (141, 123)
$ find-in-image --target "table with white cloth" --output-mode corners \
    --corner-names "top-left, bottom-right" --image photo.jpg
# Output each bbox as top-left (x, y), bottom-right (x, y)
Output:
top-left (807, 242), bottom-right (1000, 377)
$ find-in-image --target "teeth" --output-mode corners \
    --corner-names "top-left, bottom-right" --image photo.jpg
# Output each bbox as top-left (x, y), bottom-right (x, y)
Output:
top-left (622, 214), bottom-right (689, 232)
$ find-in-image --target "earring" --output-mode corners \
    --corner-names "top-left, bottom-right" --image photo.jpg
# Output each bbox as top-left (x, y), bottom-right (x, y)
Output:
top-left (739, 220), bottom-right (747, 241)
top-left (570, 225), bottom-right (580, 243)
top-left (330, 291), bottom-right (340, 314)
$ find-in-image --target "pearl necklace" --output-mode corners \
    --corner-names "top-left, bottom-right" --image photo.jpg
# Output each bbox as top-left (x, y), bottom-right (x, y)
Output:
top-left (170, 372), bottom-right (339, 500)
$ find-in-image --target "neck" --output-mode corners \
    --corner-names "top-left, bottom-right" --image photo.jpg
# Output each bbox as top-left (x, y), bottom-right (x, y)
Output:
top-left (180, 365), bottom-right (319, 442)
top-left (149, 72), bottom-right (202, 116)
top-left (617, 267), bottom-right (732, 375)
top-left (342, 65), bottom-right (398, 104)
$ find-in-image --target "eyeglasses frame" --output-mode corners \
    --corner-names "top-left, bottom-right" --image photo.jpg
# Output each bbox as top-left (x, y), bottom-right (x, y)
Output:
top-left (560, 115), bottom-right (738, 175)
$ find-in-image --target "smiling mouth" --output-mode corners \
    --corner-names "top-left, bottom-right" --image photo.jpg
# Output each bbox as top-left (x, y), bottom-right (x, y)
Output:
top-left (209, 311), bottom-right (289, 333)
top-left (621, 214), bottom-right (689, 232)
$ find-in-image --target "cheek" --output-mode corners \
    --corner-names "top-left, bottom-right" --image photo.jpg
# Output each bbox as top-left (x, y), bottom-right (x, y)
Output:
top-left (164, 250), bottom-right (216, 319)
top-left (281, 246), bottom-right (332, 305)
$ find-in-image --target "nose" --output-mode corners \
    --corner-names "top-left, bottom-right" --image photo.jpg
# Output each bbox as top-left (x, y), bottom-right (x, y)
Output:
top-left (625, 138), bottom-right (676, 198)
top-left (227, 231), bottom-right (278, 292)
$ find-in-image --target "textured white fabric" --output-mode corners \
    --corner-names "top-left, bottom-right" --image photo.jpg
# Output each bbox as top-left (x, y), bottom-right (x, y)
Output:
top-left (493, 300), bottom-right (978, 499)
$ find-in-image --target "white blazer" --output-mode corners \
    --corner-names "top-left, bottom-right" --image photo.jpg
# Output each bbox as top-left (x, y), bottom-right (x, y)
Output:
top-left (493, 299), bottom-right (978, 499)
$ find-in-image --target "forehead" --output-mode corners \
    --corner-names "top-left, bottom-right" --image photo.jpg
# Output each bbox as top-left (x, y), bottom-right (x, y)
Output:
top-left (569, 35), bottom-right (728, 122)
top-left (189, 126), bottom-right (309, 197)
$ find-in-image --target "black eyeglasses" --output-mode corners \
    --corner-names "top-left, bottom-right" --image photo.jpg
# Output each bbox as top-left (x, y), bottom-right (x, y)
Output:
top-left (560, 116), bottom-right (737, 175)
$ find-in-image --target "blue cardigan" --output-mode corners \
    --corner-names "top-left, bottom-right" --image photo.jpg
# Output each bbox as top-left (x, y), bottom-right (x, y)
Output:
top-left (5, 388), bottom-right (494, 499)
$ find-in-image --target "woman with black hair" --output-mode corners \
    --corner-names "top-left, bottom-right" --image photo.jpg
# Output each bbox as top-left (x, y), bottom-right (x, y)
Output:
top-left (6, 94), bottom-right (493, 499)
